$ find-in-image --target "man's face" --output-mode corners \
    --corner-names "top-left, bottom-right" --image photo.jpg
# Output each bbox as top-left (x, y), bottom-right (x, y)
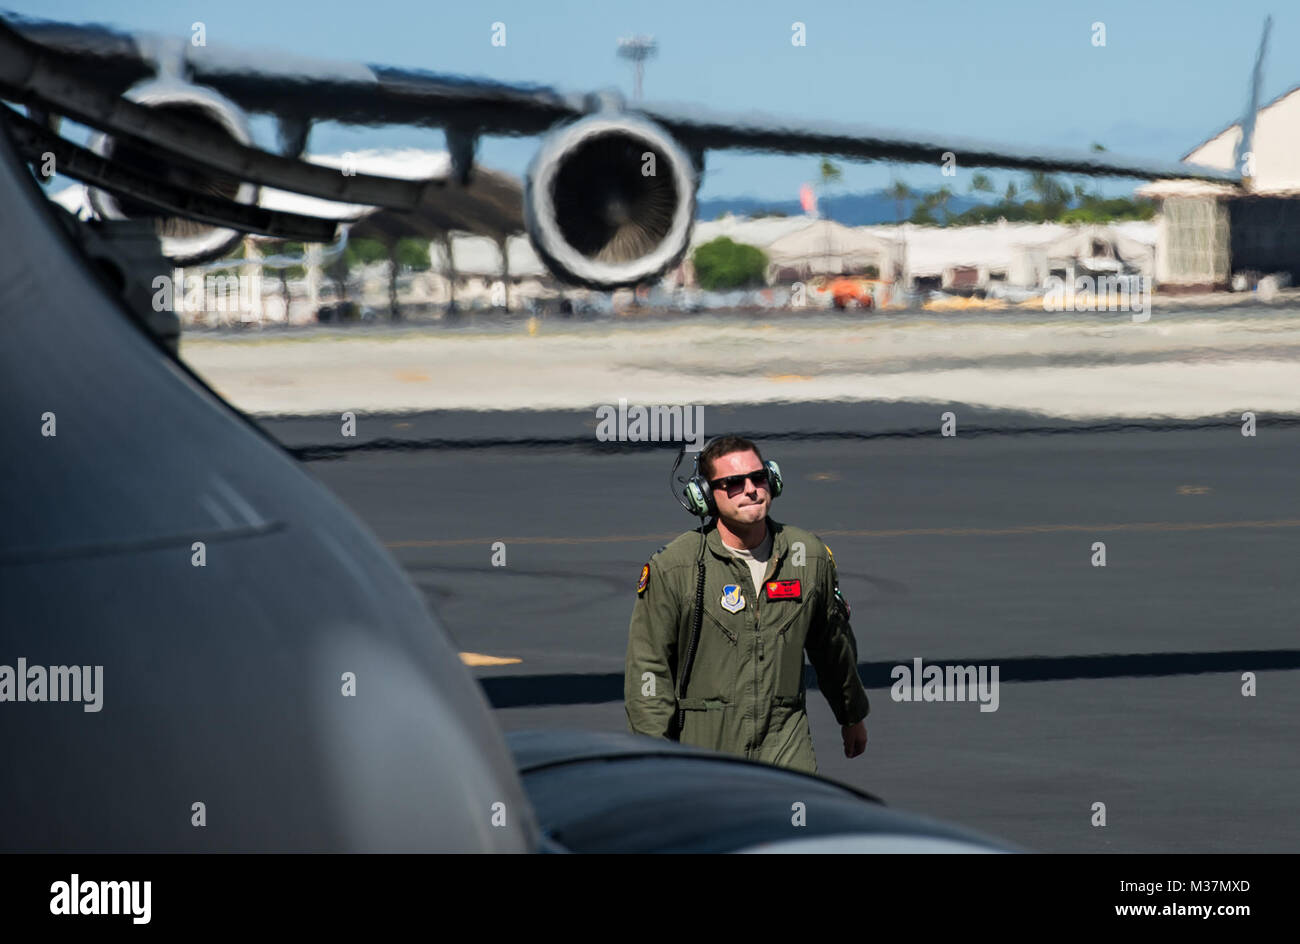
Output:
top-left (706, 449), bottom-right (771, 527)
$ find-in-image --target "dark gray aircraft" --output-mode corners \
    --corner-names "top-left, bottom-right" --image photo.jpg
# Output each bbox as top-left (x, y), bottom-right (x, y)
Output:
top-left (0, 14), bottom-right (1245, 853)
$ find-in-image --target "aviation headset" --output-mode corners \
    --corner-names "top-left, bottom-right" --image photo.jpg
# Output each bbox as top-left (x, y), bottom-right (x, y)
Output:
top-left (673, 436), bottom-right (784, 518)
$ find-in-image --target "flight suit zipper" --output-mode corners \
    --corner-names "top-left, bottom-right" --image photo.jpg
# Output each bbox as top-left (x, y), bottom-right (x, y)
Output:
top-left (753, 545), bottom-right (787, 756)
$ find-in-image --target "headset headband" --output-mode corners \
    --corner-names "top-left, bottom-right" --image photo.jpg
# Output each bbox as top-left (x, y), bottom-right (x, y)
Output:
top-left (676, 436), bottom-right (783, 518)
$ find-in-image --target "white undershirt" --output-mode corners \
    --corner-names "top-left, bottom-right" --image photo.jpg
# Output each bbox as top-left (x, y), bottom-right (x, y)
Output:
top-left (725, 532), bottom-right (773, 598)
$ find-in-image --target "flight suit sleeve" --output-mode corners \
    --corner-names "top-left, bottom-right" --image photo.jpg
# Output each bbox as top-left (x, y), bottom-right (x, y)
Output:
top-left (624, 557), bottom-right (680, 739)
top-left (804, 547), bottom-right (870, 726)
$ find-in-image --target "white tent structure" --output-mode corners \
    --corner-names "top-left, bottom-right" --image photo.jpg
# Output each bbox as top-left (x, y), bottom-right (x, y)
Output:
top-left (867, 221), bottom-right (1069, 290)
top-left (1040, 223), bottom-right (1156, 281)
top-left (444, 234), bottom-right (546, 277)
top-left (689, 214), bottom-right (819, 251)
top-left (763, 219), bottom-right (894, 280)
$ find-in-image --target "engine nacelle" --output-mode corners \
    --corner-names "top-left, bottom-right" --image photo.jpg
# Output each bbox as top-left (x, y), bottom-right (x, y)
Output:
top-left (525, 114), bottom-right (696, 288)
top-left (87, 80), bottom-right (258, 265)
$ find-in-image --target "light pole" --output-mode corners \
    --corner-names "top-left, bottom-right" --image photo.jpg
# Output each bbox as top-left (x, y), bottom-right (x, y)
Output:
top-left (617, 35), bottom-right (657, 102)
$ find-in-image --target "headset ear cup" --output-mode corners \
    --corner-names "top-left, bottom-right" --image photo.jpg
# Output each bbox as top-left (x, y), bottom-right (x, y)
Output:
top-left (766, 460), bottom-right (783, 499)
top-left (684, 478), bottom-right (713, 518)
top-left (685, 442), bottom-right (718, 518)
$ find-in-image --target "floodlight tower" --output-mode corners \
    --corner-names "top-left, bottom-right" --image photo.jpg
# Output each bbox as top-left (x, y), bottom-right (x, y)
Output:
top-left (617, 35), bottom-right (657, 102)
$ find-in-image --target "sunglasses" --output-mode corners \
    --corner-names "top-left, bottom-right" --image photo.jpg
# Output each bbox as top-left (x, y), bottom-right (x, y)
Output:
top-left (709, 469), bottom-right (769, 495)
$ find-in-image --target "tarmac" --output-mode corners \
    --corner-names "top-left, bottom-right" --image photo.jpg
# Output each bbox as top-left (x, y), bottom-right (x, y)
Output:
top-left (181, 306), bottom-right (1300, 422)
top-left (184, 308), bottom-right (1300, 852)
top-left (286, 412), bottom-right (1300, 853)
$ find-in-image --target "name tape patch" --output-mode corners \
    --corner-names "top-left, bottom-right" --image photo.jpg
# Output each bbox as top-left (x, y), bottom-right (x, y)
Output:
top-left (765, 579), bottom-right (802, 601)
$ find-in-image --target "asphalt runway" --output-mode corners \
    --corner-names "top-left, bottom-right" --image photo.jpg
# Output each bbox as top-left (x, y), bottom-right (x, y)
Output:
top-left (272, 405), bottom-right (1300, 853)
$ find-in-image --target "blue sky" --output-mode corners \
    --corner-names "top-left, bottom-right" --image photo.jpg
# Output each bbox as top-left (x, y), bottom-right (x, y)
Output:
top-left (12, 0), bottom-right (1292, 201)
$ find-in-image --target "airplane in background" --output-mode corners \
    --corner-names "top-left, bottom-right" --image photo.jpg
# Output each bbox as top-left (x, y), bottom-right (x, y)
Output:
top-left (0, 14), bottom-right (1243, 284)
top-left (0, 13), bottom-right (1261, 853)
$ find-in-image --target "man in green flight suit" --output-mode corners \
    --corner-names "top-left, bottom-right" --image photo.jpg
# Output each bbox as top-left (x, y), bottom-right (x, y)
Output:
top-left (624, 435), bottom-right (869, 775)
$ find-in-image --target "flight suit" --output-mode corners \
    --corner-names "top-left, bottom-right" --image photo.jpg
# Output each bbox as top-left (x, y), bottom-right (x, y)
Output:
top-left (624, 518), bottom-right (869, 774)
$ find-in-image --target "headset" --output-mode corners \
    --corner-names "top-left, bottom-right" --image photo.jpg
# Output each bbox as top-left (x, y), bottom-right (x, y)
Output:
top-left (670, 436), bottom-right (784, 518)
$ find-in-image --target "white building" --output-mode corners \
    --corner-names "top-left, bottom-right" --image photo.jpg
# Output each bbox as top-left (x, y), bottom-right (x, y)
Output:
top-left (1139, 86), bottom-right (1300, 289)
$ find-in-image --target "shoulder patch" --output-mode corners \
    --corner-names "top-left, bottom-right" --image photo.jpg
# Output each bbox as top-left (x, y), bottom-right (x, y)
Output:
top-left (825, 544), bottom-right (835, 564)
top-left (637, 563), bottom-right (650, 596)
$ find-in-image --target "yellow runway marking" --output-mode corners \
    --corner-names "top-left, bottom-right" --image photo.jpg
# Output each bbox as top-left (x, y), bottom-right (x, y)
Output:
top-left (767, 373), bottom-right (813, 382)
top-left (387, 518), bottom-right (1300, 549)
top-left (393, 370), bottom-right (431, 383)
top-left (459, 652), bottom-right (522, 666)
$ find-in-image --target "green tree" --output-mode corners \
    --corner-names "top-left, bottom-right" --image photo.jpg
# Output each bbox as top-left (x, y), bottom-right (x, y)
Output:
top-left (395, 238), bottom-right (432, 271)
top-left (1059, 196), bottom-right (1157, 224)
top-left (970, 172), bottom-right (994, 195)
top-left (909, 204), bottom-right (938, 225)
top-left (260, 239), bottom-right (306, 279)
top-left (933, 185), bottom-right (954, 223)
top-left (887, 179), bottom-right (912, 224)
top-left (818, 157), bottom-right (843, 188)
top-left (1026, 172), bottom-right (1070, 216)
top-left (692, 237), bottom-right (768, 290)
top-left (344, 237), bottom-right (388, 269)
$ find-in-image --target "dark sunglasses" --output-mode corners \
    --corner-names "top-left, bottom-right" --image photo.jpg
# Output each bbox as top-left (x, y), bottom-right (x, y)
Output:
top-left (709, 469), bottom-right (769, 494)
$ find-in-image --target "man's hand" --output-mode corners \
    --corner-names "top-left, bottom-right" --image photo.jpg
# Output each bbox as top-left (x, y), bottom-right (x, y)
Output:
top-left (841, 720), bottom-right (867, 758)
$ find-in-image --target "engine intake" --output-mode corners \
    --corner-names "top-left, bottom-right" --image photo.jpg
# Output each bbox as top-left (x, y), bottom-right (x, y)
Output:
top-left (525, 114), bottom-right (696, 288)
top-left (87, 81), bottom-right (257, 265)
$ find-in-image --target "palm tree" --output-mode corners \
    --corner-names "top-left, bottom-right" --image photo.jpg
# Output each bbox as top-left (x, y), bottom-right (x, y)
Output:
top-left (887, 179), bottom-right (912, 224)
top-left (1027, 171), bottom-right (1069, 217)
top-left (933, 185), bottom-right (954, 224)
top-left (818, 157), bottom-right (843, 221)
top-left (819, 157), bottom-right (843, 187)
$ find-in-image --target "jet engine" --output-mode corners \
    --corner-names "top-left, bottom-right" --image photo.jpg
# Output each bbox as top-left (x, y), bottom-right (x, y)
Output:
top-left (86, 80), bottom-right (259, 265)
top-left (525, 113), bottom-right (697, 288)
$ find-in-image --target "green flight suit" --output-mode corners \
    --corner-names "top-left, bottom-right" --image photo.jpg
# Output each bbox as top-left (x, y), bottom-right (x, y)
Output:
top-left (624, 517), bottom-right (869, 774)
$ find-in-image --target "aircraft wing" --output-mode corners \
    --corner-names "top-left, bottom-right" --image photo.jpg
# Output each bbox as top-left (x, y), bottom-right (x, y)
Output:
top-left (1, 12), bottom-right (1239, 283)
top-left (6, 14), bottom-right (1237, 182)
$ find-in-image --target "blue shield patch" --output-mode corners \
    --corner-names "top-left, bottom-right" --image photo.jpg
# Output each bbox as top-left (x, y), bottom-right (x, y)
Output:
top-left (720, 583), bottom-right (746, 614)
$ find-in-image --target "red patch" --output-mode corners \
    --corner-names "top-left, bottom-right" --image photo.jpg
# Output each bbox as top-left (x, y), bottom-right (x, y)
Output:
top-left (765, 579), bottom-right (802, 601)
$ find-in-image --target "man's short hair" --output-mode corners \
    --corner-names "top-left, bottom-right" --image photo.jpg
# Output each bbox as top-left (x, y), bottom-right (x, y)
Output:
top-left (699, 435), bottom-right (765, 481)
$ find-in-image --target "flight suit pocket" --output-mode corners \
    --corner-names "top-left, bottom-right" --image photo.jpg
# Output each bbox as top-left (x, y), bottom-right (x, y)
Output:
top-left (678, 611), bottom-right (738, 752)
top-left (765, 695), bottom-right (816, 773)
top-left (703, 609), bottom-right (739, 645)
top-left (678, 697), bottom-right (732, 753)
top-left (772, 617), bottom-right (806, 698)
